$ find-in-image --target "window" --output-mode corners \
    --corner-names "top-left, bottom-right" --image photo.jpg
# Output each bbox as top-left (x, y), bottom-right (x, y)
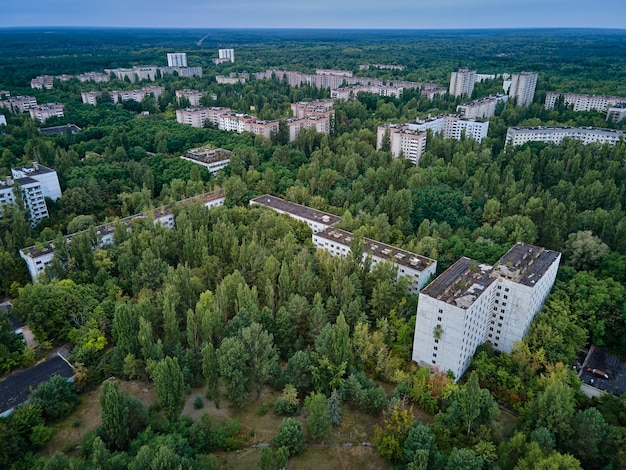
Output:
top-left (437, 316), bottom-right (442, 322)
top-left (503, 295), bottom-right (508, 299)
top-left (433, 346), bottom-right (438, 351)
top-left (432, 353), bottom-right (437, 358)
top-left (499, 316), bottom-right (504, 320)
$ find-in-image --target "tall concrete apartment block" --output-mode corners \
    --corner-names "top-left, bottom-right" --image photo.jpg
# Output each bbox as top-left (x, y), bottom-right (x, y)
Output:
top-left (0, 163), bottom-right (62, 225)
top-left (167, 53), bottom-right (188, 67)
top-left (412, 243), bottom-right (560, 380)
top-left (376, 124), bottom-right (428, 166)
top-left (509, 72), bottom-right (538, 107)
top-left (219, 49), bottom-right (235, 63)
top-left (449, 69), bottom-right (476, 98)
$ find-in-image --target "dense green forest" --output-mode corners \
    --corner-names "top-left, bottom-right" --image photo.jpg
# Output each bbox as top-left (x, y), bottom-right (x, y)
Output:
top-left (1, 28), bottom-right (626, 469)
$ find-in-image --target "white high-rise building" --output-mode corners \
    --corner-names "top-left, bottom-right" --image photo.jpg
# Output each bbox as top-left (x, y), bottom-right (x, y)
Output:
top-left (509, 72), bottom-right (538, 107)
top-left (167, 52), bottom-right (188, 67)
top-left (408, 115), bottom-right (489, 143)
top-left (376, 124), bottom-right (428, 166)
top-left (412, 243), bottom-right (560, 380)
top-left (449, 69), bottom-right (476, 98)
top-left (1, 163), bottom-right (62, 225)
top-left (218, 49), bottom-right (235, 63)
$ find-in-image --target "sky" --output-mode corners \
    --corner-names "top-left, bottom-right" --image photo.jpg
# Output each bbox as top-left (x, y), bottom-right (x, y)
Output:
top-left (1, 0), bottom-right (625, 29)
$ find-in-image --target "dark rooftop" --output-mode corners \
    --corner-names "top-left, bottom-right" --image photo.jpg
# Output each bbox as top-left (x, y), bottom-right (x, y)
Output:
top-left (39, 124), bottom-right (81, 135)
top-left (12, 163), bottom-right (56, 177)
top-left (494, 242), bottom-right (560, 287)
top-left (0, 354), bottom-right (74, 415)
top-left (421, 257), bottom-right (496, 309)
top-left (251, 194), bottom-right (342, 226)
top-left (580, 346), bottom-right (626, 395)
top-left (315, 227), bottom-right (435, 272)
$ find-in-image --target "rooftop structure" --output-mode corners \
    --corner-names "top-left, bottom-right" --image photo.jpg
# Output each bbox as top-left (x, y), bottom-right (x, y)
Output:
top-left (180, 146), bottom-right (231, 176)
top-left (250, 194), bottom-right (341, 233)
top-left (313, 227), bottom-right (437, 294)
top-left (509, 72), bottom-right (538, 107)
top-left (0, 353), bottom-right (74, 417)
top-left (413, 243), bottom-right (561, 380)
top-left (506, 126), bottom-right (626, 147)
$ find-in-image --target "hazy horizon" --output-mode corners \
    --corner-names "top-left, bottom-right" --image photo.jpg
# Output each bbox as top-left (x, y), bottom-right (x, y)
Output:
top-left (3, 0), bottom-right (625, 30)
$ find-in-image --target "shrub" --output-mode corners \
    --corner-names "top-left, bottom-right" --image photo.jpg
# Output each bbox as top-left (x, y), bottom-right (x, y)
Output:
top-left (30, 375), bottom-right (79, 422)
top-left (275, 384), bottom-right (300, 416)
top-left (273, 418), bottom-right (305, 455)
top-left (193, 396), bottom-right (204, 409)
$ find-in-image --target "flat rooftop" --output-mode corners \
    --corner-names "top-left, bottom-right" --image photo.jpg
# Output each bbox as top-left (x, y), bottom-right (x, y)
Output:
top-left (184, 147), bottom-right (232, 164)
top-left (494, 242), bottom-right (560, 287)
top-left (251, 194), bottom-right (342, 226)
top-left (12, 163), bottom-right (56, 177)
top-left (0, 354), bottom-right (74, 415)
top-left (422, 257), bottom-right (496, 309)
top-left (316, 227), bottom-right (435, 272)
top-left (39, 124), bottom-right (81, 135)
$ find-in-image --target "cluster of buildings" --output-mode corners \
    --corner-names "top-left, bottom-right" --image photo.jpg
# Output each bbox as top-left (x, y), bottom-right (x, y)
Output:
top-left (0, 163), bottom-right (62, 225)
top-left (19, 189), bottom-right (225, 279)
top-left (250, 195), bottom-right (437, 295)
top-left (449, 69), bottom-right (537, 107)
top-left (255, 68), bottom-right (445, 99)
top-left (81, 86), bottom-right (164, 106)
top-left (376, 114), bottom-right (489, 165)
top-left (250, 194), bottom-right (560, 380)
top-left (506, 126), bottom-right (626, 147)
top-left (180, 146), bottom-right (231, 177)
top-left (0, 92), bottom-right (63, 123)
top-left (544, 92), bottom-right (626, 122)
top-left (30, 72), bottom-right (110, 89)
top-left (176, 99), bottom-right (333, 141)
top-left (412, 243), bottom-right (560, 380)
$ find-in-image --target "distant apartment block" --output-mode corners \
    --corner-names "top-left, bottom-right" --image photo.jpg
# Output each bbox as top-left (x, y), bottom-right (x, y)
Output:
top-left (29, 103), bottom-right (65, 122)
top-left (76, 72), bottom-right (110, 83)
top-left (506, 126), bottom-right (626, 147)
top-left (313, 227), bottom-right (437, 295)
top-left (216, 75), bottom-right (245, 85)
top-left (408, 115), bottom-right (489, 142)
top-left (332, 85), bottom-right (404, 100)
top-left (180, 146), bottom-right (231, 176)
top-left (544, 92), bottom-right (626, 113)
top-left (177, 105), bottom-right (331, 141)
top-left (376, 124), bottom-right (428, 166)
top-left (109, 86), bottom-right (164, 104)
top-left (160, 66), bottom-right (203, 78)
top-left (290, 99), bottom-right (334, 119)
top-left (457, 94), bottom-right (508, 119)
top-left (176, 89), bottom-right (204, 107)
top-left (449, 69), bottom-right (476, 97)
top-left (20, 189), bottom-right (225, 280)
top-left (167, 52), bottom-right (188, 67)
top-left (30, 75), bottom-right (54, 90)
top-left (316, 69), bottom-right (352, 77)
top-left (359, 64), bottom-right (405, 71)
top-left (218, 49), bottom-right (235, 63)
top-left (509, 72), bottom-right (538, 106)
top-left (1, 163), bottom-right (62, 225)
top-left (81, 91), bottom-right (102, 106)
top-left (105, 66), bottom-right (158, 83)
top-left (421, 87), bottom-right (447, 100)
top-left (607, 103), bottom-right (626, 123)
top-left (412, 243), bottom-right (560, 380)
top-left (0, 90), bottom-right (10, 98)
top-left (0, 96), bottom-right (37, 113)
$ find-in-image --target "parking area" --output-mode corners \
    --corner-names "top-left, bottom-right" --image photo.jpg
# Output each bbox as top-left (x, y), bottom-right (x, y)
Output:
top-left (579, 346), bottom-right (626, 395)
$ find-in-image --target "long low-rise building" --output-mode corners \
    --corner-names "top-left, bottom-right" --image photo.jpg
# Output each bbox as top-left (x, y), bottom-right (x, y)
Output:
top-left (313, 227), bottom-right (437, 294)
top-left (506, 126), bottom-right (626, 147)
top-left (544, 92), bottom-right (626, 112)
top-left (20, 189), bottom-right (225, 280)
top-left (0, 96), bottom-right (38, 113)
top-left (250, 194), bottom-right (341, 233)
top-left (412, 243), bottom-right (561, 380)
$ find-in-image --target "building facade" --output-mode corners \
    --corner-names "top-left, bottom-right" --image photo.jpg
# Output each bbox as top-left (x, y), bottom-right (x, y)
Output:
top-left (0, 96), bottom-right (38, 113)
top-left (377, 124), bottom-right (428, 166)
top-left (457, 94), bottom-right (508, 119)
top-left (81, 91), bottom-right (102, 106)
top-left (30, 75), bottom-right (54, 90)
top-left (218, 49), bottom-right (235, 63)
top-left (449, 69), bottom-right (476, 97)
top-left (167, 52), bottom-right (188, 67)
top-left (544, 92), bottom-right (626, 112)
top-left (412, 243), bottom-right (561, 380)
top-left (506, 126), bottom-right (626, 147)
top-left (509, 72), bottom-right (538, 107)
top-left (312, 227), bottom-right (437, 294)
top-left (29, 103), bottom-right (65, 122)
